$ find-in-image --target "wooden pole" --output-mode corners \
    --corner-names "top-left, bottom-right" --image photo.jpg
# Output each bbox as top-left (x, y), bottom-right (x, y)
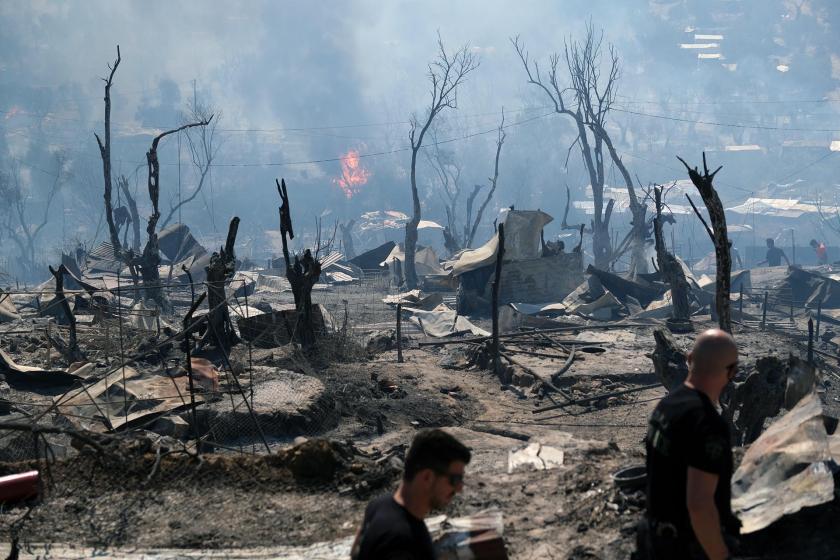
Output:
top-left (790, 288), bottom-right (794, 323)
top-left (816, 298), bottom-right (822, 340)
top-left (492, 224), bottom-right (505, 380)
top-left (396, 302), bottom-right (403, 363)
top-left (761, 291), bottom-right (768, 330)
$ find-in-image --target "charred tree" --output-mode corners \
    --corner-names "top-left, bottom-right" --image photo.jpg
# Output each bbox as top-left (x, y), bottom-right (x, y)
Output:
top-left (117, 175), bottom-right (141, 253)
top-left (161, 97), bottom-right (220, 229)
top-left (427, 128), bottom-right (464, 253)
top-left (405, 34), bottom-right (478, 289)
top-left (276, 179), bottom-right (322, 348)
top-left (139, 118), bottom-right (212, 310)
top-left (513, 24), bottom-right (639, 271)
top-left (45, 265), bottom-right (85, 364)
top-left (679, 153), bottom-right (731, 333)
top-left (0, 156), bottom-right (66, 277)
top-left (340, 219), bottom-right (356, 259)
top-left (201, 217), bottom-right (240, 351)
top-left (466, 113), bottom-right (505, 249)
top-left (94, 45), bottom-right (124, 260)
top-left (653, 186), bottom-right (691, 332)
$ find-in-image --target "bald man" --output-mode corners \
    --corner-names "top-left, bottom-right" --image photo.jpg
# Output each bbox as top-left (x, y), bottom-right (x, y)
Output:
top-left (637, 329), bottom-right (741, 560)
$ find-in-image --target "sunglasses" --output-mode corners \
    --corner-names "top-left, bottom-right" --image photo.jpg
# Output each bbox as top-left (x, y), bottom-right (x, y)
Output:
top-left (437, 471), bottom-right (464, 486)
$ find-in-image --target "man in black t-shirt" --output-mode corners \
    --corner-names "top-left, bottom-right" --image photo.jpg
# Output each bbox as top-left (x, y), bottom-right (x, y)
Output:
top-left (757, 238), bottom-right (789, 267)
top-left (351, 429), bottom-right (471, 560)
top-left (638, 329), bottom-right (741, 560)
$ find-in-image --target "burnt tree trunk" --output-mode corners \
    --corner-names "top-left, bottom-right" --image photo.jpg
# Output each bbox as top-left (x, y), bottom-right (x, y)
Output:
top-left (653, 186), bottom-right (691, 331)
top-left (404, 148), bottom-right (421, 290)
top-left (679, 153), bottom-right (731, 333)
top-left (340, 219), bottom-right (356, 259)
top-left (277, 179), bottom-right (322, 348)
top-left (94, 46), bottom-right (123, 261)
top-left (138, 119), bottom-right (211, 310)
top-left (118, 175), bottom-right (141, 253)
top-left (202, 216), bottom-right (240, 350)
top-left (45, 265), bottom-right (85, 363)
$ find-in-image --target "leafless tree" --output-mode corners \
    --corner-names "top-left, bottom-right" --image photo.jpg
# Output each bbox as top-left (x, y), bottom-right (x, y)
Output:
top-left (161, 96), bottom-right (221, 229)
top-left (512, 23), bottom-right (645, 273)
top-left (465, 112), bottom-right (505, 249)
top-left (0, 155), bottom-right (66, 276)
top-left (138, 118), bottom-right (213, 309)
top-left (426, 128), bottom-right (464, 253)
top-left (432, 111), bottom-right (505, 255)
top-left (94, 45), bottom-right (124, 259)
top-left (404, 33), bottom-right (479, 289)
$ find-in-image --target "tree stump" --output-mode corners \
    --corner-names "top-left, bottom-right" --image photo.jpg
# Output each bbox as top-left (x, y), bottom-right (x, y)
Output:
top-left (653, 186), bottom-right (692, 333)
top-left (202, 217), bottom-right (240, 350)
top-left (650, 327), bottom-right (688, 391)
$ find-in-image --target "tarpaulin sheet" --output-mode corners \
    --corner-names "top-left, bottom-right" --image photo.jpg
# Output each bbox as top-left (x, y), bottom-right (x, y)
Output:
top-left (451, 210), bottom-right (553, 276)
top-left (381, 245), bottom-right (444, 276)
top-left (403, 305), bottom-right (489, 338)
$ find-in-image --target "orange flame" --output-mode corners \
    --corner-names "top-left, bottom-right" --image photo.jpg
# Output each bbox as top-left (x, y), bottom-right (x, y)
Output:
top-left (4, 106), bottom-right (21, 120)
top-left (333, 149), bottom-right (371, 198)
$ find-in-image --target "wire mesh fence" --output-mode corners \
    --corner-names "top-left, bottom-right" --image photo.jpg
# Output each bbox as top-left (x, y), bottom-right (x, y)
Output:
top-left (0, 268), bottom-right (411, 555)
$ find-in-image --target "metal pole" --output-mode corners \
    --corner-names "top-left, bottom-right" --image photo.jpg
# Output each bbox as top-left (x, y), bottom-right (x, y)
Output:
top-left (396, 303), bottom-right (403, 364)
top-left (808, 318), bottom-right (814, 365)
top-left (790, 288), bottom-right (794, 323)
top-left (492, 224), bottom-right (505, 381)
top-left (739, 285), bottom-right (743, 318)
top-left (761, 291), bottom-right (768, 330)
top-left (792, 229), bottom-right (796, 265)
top-left (816, 298), bottom-right (822, 340)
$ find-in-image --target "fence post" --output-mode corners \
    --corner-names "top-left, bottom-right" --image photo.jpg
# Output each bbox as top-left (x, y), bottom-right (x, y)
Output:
top-left (789, 288), bottom-right (794, 323)
top-left (492, 224), bottom-right (505, 381)
top-left (396, 302), bottom-right (403, 364)
top-left (816, 298), bottom-right (822, 341)
top-left (761, 291), bottom-right (768, 330)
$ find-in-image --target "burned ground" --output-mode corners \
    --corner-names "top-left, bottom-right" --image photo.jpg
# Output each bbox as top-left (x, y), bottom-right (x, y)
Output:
top-left (2, 282), bottom-right (837, 560)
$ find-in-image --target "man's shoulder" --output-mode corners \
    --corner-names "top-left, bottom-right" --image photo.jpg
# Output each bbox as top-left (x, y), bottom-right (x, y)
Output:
top-left (659, 385), bottom-right (704, 410)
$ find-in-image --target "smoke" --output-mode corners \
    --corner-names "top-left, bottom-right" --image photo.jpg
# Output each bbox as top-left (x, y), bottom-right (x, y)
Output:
top-left (0, 0), bottom-right (838, 266)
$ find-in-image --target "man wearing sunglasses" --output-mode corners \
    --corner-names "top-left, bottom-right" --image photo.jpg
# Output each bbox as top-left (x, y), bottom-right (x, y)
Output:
top-left (352, 429), bottom-right (471, 560)
top-left (638, 329), bottom-right (741, 560)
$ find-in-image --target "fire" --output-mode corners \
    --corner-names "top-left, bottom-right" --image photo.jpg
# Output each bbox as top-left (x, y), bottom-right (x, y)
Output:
top-left (4, 106), bottom-right (21, 120)
top-left (333, 149), bottom-right (371, 198)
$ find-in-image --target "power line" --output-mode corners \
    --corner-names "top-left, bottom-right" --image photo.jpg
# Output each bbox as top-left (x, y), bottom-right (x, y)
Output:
top-left (612, 106), bottom-right (840, 133)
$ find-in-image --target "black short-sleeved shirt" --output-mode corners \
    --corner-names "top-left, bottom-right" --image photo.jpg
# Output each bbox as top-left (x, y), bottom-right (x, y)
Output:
top-left (355, 494), bottom-right (436, 560)
top-left (766, 247), bottom-right (785, 266)
top-left (645, 385), bottom-right (738, 535)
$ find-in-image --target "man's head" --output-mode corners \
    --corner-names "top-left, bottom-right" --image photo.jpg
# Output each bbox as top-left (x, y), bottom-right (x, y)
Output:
top-left (686, 329), bottom-right (738, 400)
top-left (403, 429), bottom-right (471, 509)
top-left (766, 238), bottom-right (775, 248)
top-left (811, 239), bottom-right (819, 248)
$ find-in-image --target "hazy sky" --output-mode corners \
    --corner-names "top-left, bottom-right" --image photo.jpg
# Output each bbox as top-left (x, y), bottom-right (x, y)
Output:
top-left (1, 0), bottom-right (839, 255)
